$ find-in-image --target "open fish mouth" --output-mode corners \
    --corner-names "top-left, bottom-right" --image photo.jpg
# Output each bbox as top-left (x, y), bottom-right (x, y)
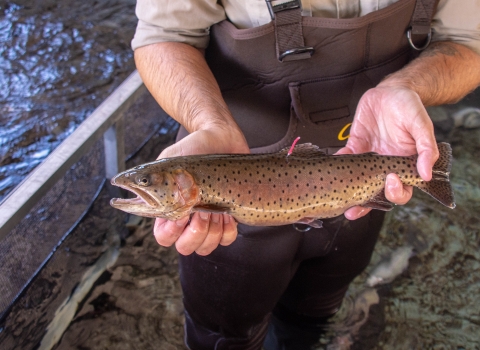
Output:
top-left (110, 181), bottom-right (158, 208)
top-left (110, 195), bottom-right (150, 208)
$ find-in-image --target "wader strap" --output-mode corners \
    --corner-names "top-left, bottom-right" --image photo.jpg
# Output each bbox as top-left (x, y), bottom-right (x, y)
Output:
top-left (408, 0), bottom-right (440, 50)
top-left (266, 0), bottom-right (314, 62)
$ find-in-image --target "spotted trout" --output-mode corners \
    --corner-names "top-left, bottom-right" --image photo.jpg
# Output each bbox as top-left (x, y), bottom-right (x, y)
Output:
top-left (110, 143), bottom-right (455, 227)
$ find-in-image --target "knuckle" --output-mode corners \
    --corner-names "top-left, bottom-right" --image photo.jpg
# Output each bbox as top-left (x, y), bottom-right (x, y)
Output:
top-left (196, 246), bottom-right (214, 256)
top-left (220, 228), bottom-right (238, 246)
top-left (153, 234), bottom-right (174, 247)
top-left (153, 222), bottom-right (183, 246)
top-left (175, 242), bottom-right (194, 256)
top-left (208, 223), bottom-right (224, 236)
top-left (190, 222), bottom-right (210, 236)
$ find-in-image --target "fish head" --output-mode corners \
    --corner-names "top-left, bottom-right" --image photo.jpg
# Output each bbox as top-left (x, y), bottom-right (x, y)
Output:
top-left (110, 163), bottom-right (200, 219)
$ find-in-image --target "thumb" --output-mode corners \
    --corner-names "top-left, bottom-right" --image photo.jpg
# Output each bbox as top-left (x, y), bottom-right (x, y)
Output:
top-left (416, 150), bottom-right (436, 181)
top-left (334, 145), bottom-right (354, 155)
top-left (415, 139), bottom-right (439, 182)
top-left (158, 142), bottom-right (185, 160)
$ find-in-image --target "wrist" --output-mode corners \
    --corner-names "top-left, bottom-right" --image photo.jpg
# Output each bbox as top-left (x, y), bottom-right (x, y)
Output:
top-left (376, 77), bottom-right (428, 105)
top-left (377, 75), bottom-right (414, 91)
top-left (201, 125), bottom-right (250, 154)
top-left (188, 109), bottom-right (249, 154)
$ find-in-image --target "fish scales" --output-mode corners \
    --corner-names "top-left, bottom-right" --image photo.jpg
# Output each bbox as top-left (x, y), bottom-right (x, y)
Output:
top-left (110, 143), bottom-right (455, 226)
top-left (183, 153), bottom-right (420, 225)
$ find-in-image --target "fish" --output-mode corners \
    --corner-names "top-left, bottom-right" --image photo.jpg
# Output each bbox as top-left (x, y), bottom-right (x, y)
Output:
top-left (110, 142), bottom-right (455, 227)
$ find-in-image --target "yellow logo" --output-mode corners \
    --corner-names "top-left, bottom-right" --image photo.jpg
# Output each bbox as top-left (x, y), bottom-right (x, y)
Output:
top-left (338, 123), bottom-right (352, 141)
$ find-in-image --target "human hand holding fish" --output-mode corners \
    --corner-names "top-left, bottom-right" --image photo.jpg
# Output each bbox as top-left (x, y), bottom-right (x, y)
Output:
top-left (151, 127), bottom-right (250, 256)
top-left (337, 83), bottom-right (439, 221)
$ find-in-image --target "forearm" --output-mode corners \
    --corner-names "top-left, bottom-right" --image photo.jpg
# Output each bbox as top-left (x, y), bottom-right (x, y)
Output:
top-left (136, 42), bottom-right (244, 253)
top-left (134, 42), bottom-right (242, 137)
top-left (379, 42), bottom-right (480, 106)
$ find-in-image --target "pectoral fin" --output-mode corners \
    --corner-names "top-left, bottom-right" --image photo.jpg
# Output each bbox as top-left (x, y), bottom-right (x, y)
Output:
top-left (194, 204), bottom-right (231, 214)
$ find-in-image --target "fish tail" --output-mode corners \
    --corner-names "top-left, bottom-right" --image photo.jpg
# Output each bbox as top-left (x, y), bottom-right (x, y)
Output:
top-left (415, 142), bottom-right (455, 209)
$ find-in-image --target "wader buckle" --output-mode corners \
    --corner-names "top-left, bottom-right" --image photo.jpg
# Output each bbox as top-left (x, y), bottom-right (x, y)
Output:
top-left (407, 27), bottom-right (432, 51)
top-left (266, 0), bottom-right (314, 62)
top-left (266, 0), bottom-right (301, 20)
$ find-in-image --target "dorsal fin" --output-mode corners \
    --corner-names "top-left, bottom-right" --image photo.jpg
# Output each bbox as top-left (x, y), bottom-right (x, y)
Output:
top-left (279, 143), bottom-right (327, 157)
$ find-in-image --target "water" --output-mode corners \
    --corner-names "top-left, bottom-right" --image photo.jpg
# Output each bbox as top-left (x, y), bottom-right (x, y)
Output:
top-left (0, 0), bottom-right (136, 201)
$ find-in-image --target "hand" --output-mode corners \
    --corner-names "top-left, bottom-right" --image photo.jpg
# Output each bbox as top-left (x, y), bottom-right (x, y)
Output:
top-left (153, 127), bottom-right (250, 255)
top-left (336, 84), bottom-right (439, 220)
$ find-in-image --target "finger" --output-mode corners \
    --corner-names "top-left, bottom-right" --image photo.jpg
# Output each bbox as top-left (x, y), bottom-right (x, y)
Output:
top-left (416, 147), bottom-right (438, 181)
top-left (409, 110), bottom-right (438, 181)
top-left (384, 173), bottom-right (413, 205)
top-left (219, 214), bottom-right (238, 246)
top-left (157, 142), bottom-right (184, 160)
top-left (334, 145), bottom-right (354, 156)
top-left (175, 212), bottom-right (211, 255)
top-left (153, 216), bottom-right (190, 247)
top-left (344, 206), bottom-right (372, 220)
top-left (195, 213), bottom-right (224, 256)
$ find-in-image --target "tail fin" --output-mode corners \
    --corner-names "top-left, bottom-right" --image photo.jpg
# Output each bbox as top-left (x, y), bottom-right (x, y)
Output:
top-left (416, 142), bottom-right (455, 209)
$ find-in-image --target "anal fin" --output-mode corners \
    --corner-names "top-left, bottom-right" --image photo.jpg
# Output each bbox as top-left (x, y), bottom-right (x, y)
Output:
top-left (296, 217), bottom-right (323, 228)
top-left (362, 190), bottom-right (394, 211)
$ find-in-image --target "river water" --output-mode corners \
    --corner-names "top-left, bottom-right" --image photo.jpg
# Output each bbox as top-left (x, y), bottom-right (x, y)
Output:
top-left (0, 0), bottom-right (136, 201)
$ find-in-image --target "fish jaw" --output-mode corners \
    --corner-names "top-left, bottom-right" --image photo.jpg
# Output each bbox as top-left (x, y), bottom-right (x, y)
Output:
top-left (109, 196), bottom-right (164, 218)
top-left (110, 170), bottom-right (160, 206)
top-left (109, 174), bottom-right (166, 217)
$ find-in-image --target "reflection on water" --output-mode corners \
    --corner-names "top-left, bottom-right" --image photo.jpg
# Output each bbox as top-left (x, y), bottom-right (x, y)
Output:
top-left (0, 0), bottom-right (136, 200)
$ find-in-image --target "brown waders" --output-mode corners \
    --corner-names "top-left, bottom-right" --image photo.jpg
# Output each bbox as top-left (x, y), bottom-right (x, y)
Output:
top-left (175, 0), bottom-right (438, 348)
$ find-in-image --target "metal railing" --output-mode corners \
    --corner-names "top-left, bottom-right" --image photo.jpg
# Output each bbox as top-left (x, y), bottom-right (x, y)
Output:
top-left (0, 70), bottom-right (145, 240)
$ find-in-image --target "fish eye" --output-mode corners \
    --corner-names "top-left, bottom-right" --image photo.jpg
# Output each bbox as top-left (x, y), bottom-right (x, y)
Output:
top-left (136, 175), bottom-right (151, 187)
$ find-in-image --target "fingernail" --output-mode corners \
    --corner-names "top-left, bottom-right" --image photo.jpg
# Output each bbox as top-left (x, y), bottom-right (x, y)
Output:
top-left (176, 216), bottom-right (189, 227)
top-left (211, 214), bottom-right (220, 224)
top-left (223, 214), bottom-right (230, 224)
top-left (386, 174), bottom-right (397, 190)
top-left (200, 212), bottom-right (210, 221)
